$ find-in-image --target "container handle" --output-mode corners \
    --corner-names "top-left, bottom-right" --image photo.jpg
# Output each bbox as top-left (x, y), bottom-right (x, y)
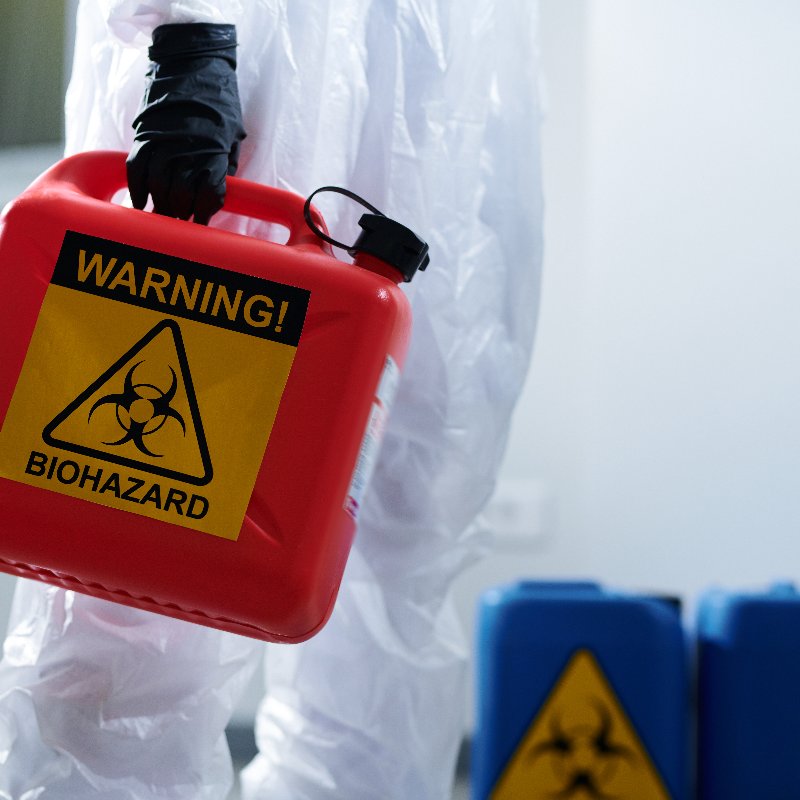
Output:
top-left (36, 150), bottom-right (331, 252)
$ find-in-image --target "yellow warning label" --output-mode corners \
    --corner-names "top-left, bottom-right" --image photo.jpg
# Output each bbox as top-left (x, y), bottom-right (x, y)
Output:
top-left (491, 650), bottom-right (671, 800)
top-left (0, 231), bottom-right (309, 540)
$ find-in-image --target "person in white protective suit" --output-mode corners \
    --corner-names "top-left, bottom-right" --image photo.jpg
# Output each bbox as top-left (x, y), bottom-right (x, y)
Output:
top-left (0, 1), bottom-right (542, 798)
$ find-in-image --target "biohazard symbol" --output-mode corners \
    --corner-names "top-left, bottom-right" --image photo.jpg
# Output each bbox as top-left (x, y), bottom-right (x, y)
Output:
top-left (490, 650), bottom-right (671, 800)
top-left (89, 362), bottom-right (185, 457)
top-left (42, 319), bottom-right (213, 486)
top-left (528, 700), bottom-right (635, 798)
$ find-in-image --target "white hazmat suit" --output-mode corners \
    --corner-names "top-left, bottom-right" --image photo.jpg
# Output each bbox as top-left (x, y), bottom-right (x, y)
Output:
top-left (0, 1), bottom-right (542, 797)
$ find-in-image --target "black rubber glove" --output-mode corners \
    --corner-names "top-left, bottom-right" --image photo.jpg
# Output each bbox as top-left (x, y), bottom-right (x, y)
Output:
top-left (127, 23), bottom-right (246, 225)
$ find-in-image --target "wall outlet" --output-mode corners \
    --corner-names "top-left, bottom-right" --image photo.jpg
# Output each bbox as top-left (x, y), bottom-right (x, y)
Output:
top-left (482, 478), bottom-right (554, 546)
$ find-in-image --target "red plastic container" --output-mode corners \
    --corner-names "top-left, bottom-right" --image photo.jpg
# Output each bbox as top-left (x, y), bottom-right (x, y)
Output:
top-left (0, 151), bottom-right (413, 642)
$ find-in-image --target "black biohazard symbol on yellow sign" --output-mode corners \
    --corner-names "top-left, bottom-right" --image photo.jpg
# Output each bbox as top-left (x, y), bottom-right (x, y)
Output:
top-left (491, 650), bottom-right (670, 800)
top-left (529, 700), bottom-right (635, 798)
top-left (42, 320), bottom-right (212, 486)
top-left (89, 362), bottom-right (185, 457)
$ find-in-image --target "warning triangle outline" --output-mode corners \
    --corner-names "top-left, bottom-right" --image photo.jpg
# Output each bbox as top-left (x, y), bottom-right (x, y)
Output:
top-left (490, 648), bottom-right (671, 800)
top-left (42, 319), bottom-right (213, 487)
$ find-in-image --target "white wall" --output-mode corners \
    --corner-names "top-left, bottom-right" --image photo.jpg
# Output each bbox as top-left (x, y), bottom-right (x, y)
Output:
top-left (576, 0), bottom-right (800, 597)
top-left (456, 0), bottom-right (800, 653)
top-left (0, 3), bottom-right (66, 144)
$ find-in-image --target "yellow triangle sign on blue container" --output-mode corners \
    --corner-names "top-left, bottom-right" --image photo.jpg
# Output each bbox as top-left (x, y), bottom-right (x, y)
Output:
top-left (491, 649), bottom-right (671, 799)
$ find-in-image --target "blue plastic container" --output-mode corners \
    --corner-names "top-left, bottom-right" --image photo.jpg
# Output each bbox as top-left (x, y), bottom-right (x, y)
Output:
top-left (472, 581), bottom-right (688, 799)
top-left (697, 582), bottom-right (800, 799)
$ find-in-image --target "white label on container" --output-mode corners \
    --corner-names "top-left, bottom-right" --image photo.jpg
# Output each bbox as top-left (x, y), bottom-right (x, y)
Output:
top-left (376, 354), bottom-right (400, 408)
top-left (344, 356), bottom-right (399, 520)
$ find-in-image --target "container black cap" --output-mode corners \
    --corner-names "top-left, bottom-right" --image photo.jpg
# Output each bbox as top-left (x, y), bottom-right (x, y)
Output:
top-left (348, 214), bottom-right (430, 283)
top-left (644, 594), bottom-right (683, 613)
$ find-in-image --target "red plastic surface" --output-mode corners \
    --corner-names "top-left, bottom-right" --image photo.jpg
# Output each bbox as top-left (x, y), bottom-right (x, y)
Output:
top-left (0, 151), bottom-right (412, 642)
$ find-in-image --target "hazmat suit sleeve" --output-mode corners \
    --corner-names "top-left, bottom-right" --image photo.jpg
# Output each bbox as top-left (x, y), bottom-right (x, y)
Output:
top-left (97, 0), bottom-right (243, 45)
top-left (0, 1), bottom-right (543, 798)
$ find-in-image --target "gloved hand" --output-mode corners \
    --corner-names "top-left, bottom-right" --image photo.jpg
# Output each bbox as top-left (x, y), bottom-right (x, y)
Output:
top-left (127, 23), bottom-right (246, 224)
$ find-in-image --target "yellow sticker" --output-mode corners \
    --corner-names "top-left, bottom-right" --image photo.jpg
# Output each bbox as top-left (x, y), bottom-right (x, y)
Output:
top-left (491, 650), bottom-right (671, 799)
top-left (0, 231), bottom-right (310, 540)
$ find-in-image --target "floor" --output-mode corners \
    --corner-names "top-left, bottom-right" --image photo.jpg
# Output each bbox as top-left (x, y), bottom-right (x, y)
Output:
top-left (227, 763), bottom-right (471, 799)
top-left (224, 729), bottom-right (472, 798)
